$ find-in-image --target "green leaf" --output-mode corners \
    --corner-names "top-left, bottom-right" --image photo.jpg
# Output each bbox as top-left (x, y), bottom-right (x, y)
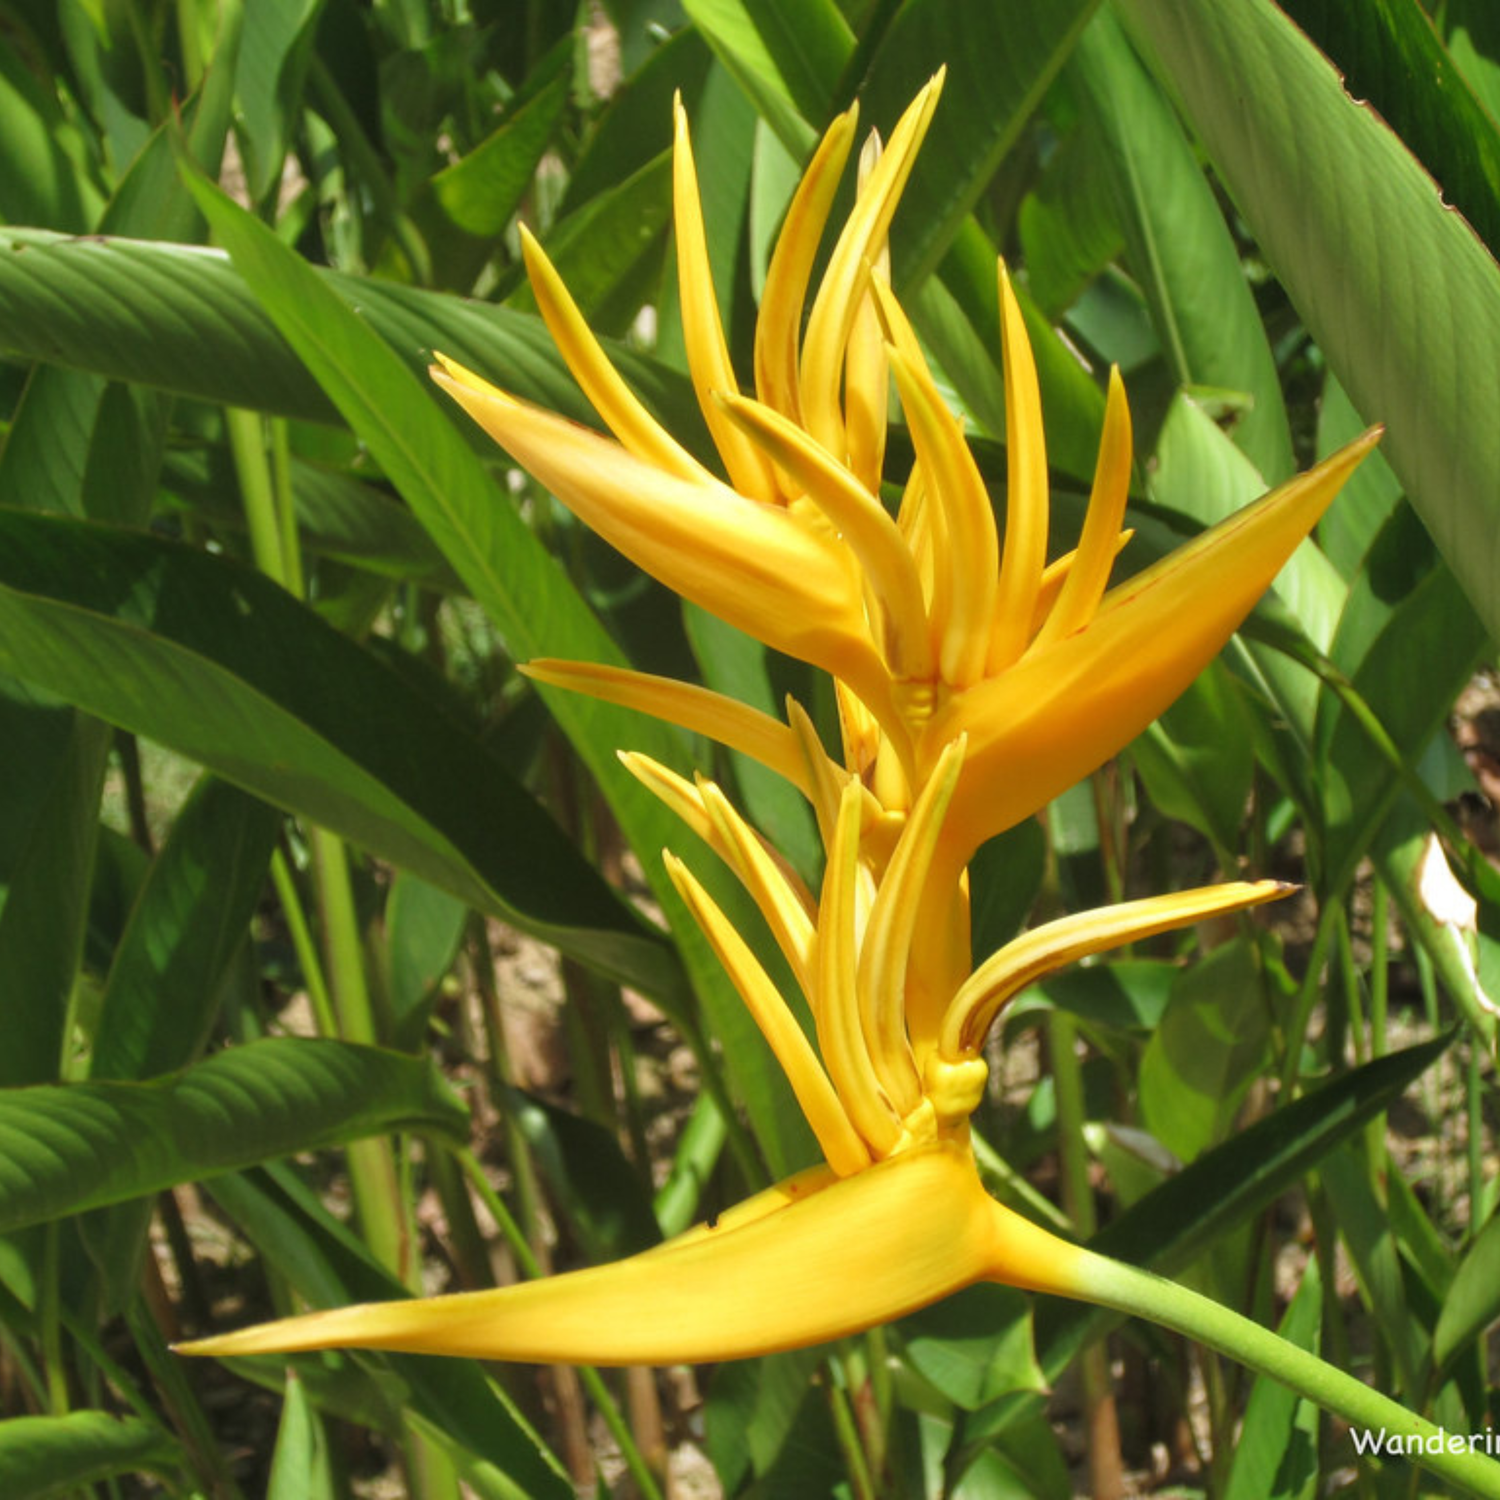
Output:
top-left (1280, 0), bottom-right (1500, 261)
top-left (1071, 5), bottom-right (1293, 481)
top-left (0, 1412), bottom-right (179, 1498)
top-left (864, 0), bottom-right (1098, 291)
top-left (1320, 1144), bottom-right (1426, 1397)
top-left (0, 229), bottom-right (700, 439)
top-left (1018, 116), bottom-right (1125, 320)
top-left (1434, 1203), bottom-right (1500, 1372)
top-left (0, 716), bottom-right (109, 1087)
top-left (90, 777), bottom-right (280, 1081)
top-left (511, 150), bottom-right (672, 336)
top-left (681, 0), bottom-right (850, 152)
top-left (268, 1371), bottom-right (336, 1500)
top-left (1132, 662), bottom-right (1255, 858)
top-left (1115, 0), bottom-right (1500, 647)
top-left (1316, 505), bottom-right (1489, 899)
top-left (0, 1037), bottom-right (466, 1234)
top-left (0, 39), bottom-right (98, 230)
top-left (0, 509), bottom-right (674, 996)
top-left (503, 1087), bottom-right (662, 1261)
top-left (1139, 937), bottom-right (1271, 1162)
top-left (431, 56), bottom-right (568, 237)
top-left (236, 0), bottom-right (326, 202)
top-left (900, 1284), bottom-right (1044, 1410)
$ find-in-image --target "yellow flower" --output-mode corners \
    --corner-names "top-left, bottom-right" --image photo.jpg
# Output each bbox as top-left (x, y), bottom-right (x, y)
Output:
top-left (432, 72), bottom-right (1377, 871)
top-left (178, 739), bottom-right (1285, 1365)
top-left (178, 74), bottom-right (1368, 1375)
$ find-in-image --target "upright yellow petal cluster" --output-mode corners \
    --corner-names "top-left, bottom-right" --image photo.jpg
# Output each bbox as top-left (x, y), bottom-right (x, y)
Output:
top-left (181, 75), bottom-right (1376, 1370)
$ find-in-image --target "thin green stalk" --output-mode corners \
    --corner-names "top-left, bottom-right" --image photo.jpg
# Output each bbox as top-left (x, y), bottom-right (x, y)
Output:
top-left (226, 408), bottom-right (288, 584)
top-left (1078, 1248), bottom-right (1500, 1499)
top-left (1466, 1044), bottom-right (1483, 1235)
top-left (1050, 1011), bottom-right (1124, 1500)
top-left (456, 1150), bottom-right (665, 1500)
top-left (827, 1369), bottom-right (878, 1500)
top-left (269, 850), bottom-right (340, 1037)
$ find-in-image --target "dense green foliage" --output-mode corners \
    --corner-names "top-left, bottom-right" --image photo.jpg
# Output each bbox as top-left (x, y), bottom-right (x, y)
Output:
top-left (0, 1), bottom-right (1497, 1495)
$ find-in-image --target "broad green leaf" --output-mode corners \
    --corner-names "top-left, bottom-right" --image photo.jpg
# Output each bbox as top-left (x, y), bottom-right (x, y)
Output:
top-left (864, 0), bottom-right (1098, 291)
top-left (431, 52), bottom-right (568, 237)
top-left (1018, 116), bottom-right (1125, 320)
top-left (502, 1087), bottom-right (662, 1261)
top-left (0, 1037), bottom-right (466, 1234)
top-left (681, 0), bottom-right (848, 152)
top-left (0, 509), bottom-right (675, 996)
top-left (0, 716), bottom-right (109, 1087)
top-left (562, 28), bottom-right (714, 215)
top-left (1222, 1259), bottom-right (1322, 1500)
top-left (181, 149), bottom-right (807, 1172)
top-left (163, 445), bottom-right (462, 588)
top-left (207, 1164), bottom-right (572, 1500)
top-left (0, 229), bottom-right (701, 440)
top-left (1321, 1144), bottom-right (1426, 1396)
top-left (704, 1346), bottom-right (832, 1497)
top-left (0, 1412), bottom-right (179, 1497)
top-left (1071, 5), bottom-right (1293, 481)
top-left (1116, 0), bottom-right (1500, 647)
top-left (1316, 506), bottom-right (1488, 899)
top-left (1132, 662), bottom-right (1255, 858)
top-left (1446, 0), bottom-right (1500, 124)
top-left (899, 1284), bottom-right (1043, 1410)
top-left (89, 777), bottom-right (280, 1082)
top-left (386, 872), bottom-right (468, 1049)
top-left (1004, 959), bottom-right (1177, 1036)
top-left (1315, 373), bottom-right (1402, 580)
top-left (0, 38), bottom-right (98, 230)
top-left (236, 0), bottom-right (326, 201)
top-left (1139, 937), bottom-right (1271, 1162)
top-left (1434, 1203), bottom-right (1500, 1372)
top-left (511, 150), bottom-right (672, 336)
top-left (1281, 0), bottom-right (1500, 260)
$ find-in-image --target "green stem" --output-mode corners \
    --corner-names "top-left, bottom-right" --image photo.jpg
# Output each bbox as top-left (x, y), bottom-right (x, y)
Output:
top-left (1076, 1248), bottom-right (1500, 1499)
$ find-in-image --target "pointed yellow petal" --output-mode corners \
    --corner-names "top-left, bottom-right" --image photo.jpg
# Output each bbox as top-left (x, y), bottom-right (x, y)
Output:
top-left (942, 881), bottom-right (1290, 1057)
top-left (818, 782), bottom-right (903, 1157)
top-left (1031, 366), bottom-right (1133, 652)
top-left (716, 390), bottom-right (932, 679)
top-left (695, 776), bottom-right (817, 992)
top-left (988, 262), bottom-right (1049, 672)
top-left (522, 659), bottom-right (810, 796)
top-left (514, 231), bottom-right (709, 486)
top-left (672, 98), bottom-right (778, 501)
top-left (856, 737), bottom-right (965, 1116)
top-left (843, 139), bottom-right (892, 494)
top-left (786, 695), bottom-right (853, 850)
top-left (665, 851), bottom-right (870, 1177)
top-left (755, 105), bottom-right (859, 428)
top-left (176, 1143), bottom-right (1082, 1365)
top-left (801, 72), bottom-right (944, 460)
top-left (616, 750), bottom-right (717, 847)
top-left (1028, 529), bottom-right (1135, 639)
top-left (930, 428), bottom-right (1382, 858)
top-left (432, 359), bottom-right (883, 688)
top-left (887, 345), bottom-right (998, 688)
